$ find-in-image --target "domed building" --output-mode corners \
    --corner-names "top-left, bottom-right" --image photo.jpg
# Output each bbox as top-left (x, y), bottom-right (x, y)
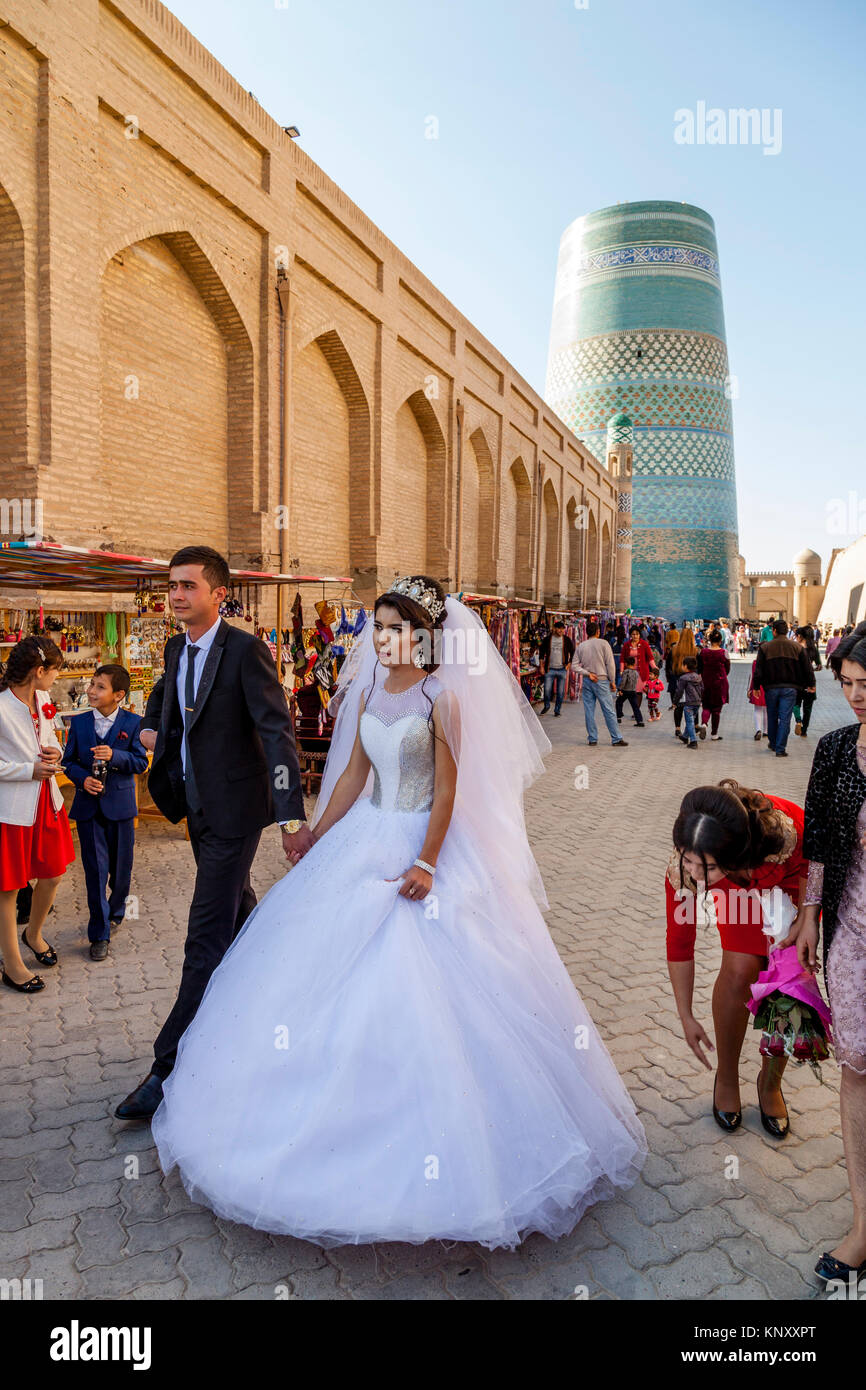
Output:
top-left (739, 549), bottom-right (825, 625)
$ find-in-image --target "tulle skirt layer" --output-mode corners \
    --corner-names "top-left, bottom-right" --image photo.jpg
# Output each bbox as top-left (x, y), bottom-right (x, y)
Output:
top-left (152, 797), bottom-right (646, 1249)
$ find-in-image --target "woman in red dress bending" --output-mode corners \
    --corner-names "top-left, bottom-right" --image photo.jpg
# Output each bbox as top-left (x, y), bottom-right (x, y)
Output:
top-left (0, 636), bottom-right (74, 993)
top-left (665, 779), bottom-right (805, 1138)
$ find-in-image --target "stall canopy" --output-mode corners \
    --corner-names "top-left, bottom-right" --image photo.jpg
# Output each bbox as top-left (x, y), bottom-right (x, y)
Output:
top-left (0, 540), bottom-right (350, 591)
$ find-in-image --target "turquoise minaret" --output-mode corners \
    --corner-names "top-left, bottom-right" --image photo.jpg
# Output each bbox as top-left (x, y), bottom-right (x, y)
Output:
top-left (545, 201), bottom-right (740, 618)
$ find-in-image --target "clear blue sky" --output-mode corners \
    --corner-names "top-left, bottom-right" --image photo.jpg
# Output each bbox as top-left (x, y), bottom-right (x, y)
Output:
top-left (169, 0), bottom-right (864, 573)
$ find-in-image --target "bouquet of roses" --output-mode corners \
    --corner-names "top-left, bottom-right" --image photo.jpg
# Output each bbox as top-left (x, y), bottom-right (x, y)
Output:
top-left (748, 944), bottom-right (833, 1081)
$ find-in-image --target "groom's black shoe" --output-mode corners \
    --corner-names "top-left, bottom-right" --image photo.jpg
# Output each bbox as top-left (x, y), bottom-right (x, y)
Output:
top-left (115, 1072), bottom-right (164, 1120)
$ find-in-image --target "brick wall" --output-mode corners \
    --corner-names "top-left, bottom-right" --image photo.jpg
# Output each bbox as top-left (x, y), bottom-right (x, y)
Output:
top-left (0, 0), bottom-right (622, 608)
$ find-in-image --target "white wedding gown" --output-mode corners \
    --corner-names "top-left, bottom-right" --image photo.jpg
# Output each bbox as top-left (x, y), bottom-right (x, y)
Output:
top-left (152, 675), bottom-right (646, 1249)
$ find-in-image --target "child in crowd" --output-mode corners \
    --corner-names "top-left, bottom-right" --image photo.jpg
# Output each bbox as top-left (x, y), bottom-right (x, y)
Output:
top-left (645, 672), bottom-right (665, 721)
top-left (615, 656), bottom-right (645, 727)
top-left (747, 657), bottom-right (767, 741)
top-left (674, 656), bottom-right (703, 749)
top-left (62, 665), bottom-right (148, 961)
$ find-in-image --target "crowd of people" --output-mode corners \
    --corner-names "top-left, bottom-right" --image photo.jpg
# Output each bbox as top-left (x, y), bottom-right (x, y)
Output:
top-left (534, 613), bottom-right (845, 754)
top-left (0, 552), bottom-right (864, 1283)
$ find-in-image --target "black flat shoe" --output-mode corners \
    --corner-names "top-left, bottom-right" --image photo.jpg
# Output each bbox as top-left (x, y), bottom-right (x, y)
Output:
top-left (2, 969), bottom-right (45, 993)
top-left (21, 927), bottom-right (58, 967)
top-left (758, 1080), bottom-right (790, 1138)
top-left (115, 1072), bottom-right (164, 1120)
top-left (90, 941), bottom-right (109, 961)
top-left (712, 1078), bottom-right (742, 1132)
top-left (814, 1252), bottom-right (866, 1283)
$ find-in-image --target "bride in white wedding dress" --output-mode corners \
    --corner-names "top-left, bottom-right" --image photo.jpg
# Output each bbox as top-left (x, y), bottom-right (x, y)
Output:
top-left (151, 576), bottom-right (646, 1249)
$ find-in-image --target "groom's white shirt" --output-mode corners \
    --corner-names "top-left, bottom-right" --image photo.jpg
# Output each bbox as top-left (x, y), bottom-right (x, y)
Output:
top-left (175, 614), bottom-right (222, 774)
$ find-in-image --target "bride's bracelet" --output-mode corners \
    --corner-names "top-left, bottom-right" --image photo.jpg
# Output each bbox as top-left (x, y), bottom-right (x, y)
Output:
top-left (413, 858), bottom-right (436, 876)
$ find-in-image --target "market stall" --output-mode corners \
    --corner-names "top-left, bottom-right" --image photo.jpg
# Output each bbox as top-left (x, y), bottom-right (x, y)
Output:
top-left (0, 540), bottom-right (357, 815)
top-left (457, 591), bottom-right (671, 706)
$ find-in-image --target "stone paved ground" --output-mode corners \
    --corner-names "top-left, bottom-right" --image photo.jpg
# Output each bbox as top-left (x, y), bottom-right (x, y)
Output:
top-left (0, 658), bottom-right (850, 1300)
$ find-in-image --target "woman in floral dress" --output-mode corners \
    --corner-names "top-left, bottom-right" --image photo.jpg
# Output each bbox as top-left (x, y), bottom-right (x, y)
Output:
top-left (784, 621), bottom-right (866, 1286)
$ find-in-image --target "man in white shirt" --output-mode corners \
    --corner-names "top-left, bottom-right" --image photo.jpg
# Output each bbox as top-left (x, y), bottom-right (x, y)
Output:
top-left (572, 621), bottom-right (628, 747)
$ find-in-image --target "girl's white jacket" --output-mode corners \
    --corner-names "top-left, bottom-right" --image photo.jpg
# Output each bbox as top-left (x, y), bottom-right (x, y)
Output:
top-left (0, 687), bottom-right (65, 826)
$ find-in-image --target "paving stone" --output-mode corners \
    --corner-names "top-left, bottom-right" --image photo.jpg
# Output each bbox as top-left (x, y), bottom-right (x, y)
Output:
top-left (29, 1180), bottom-right (121, 1223)
top-left (661, 1173), bottom-right (750, 1217)
top-left (785, 1196), bottom-right (855, 1249)
top-left (124, 1210), bottom-right (216, 1256)
top-left (658, 1204), bottom-right (746, 1255)
top-left (131, 1278), bottom-right (188, 1299)
top-left (585, 1247), bottom-right (658, 1299)
top-left (650, 1248), bottom-right (742, 1300)
top-left (718, 1196), bottom-right (810, 1258)
top-left (441, 1263), bottom-right (504, 1299)
top-left (75, 1205), bottom-right (130, 1268)
top-left (81, 1248), bottom-right (180, 1298)
top-left (281, 1262), bottom-right (348, 1299)
top-left (0, 1179), bottom-right (34, 1232)
top-left (719, 1236), bottom-right (815, 1301)
top-left (594, 1201), bottom-right (677, 1270)
top-left (21, 1242), bottom-right (85, 1299)
top-left (29, 1149), bottom-right (78, 1193)
top-left (0, 1215), bottom-right (78, 1261)
top-left (177, 1234), bottom-right (236, 1298)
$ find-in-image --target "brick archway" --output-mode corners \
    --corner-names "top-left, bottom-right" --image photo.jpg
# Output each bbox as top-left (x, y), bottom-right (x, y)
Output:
top-left (100, 232), bottom-right (256, 555)
top-left (400, 390), bottom-right (449, 585)
top-left (465, 426), bottom-right (496, 591)
top-left (292, 328), bottom-right (372, 579)
top-left (0, 182), bottom-right (28, 496)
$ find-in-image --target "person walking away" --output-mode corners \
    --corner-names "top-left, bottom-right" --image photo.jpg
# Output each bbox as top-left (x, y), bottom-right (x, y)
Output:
top-left (792, 627), bottom-right (818, 737)
top-left (572, 621), bottom-right (628, 748)
top-left (825, 628), bottom-right (842, 661)
top-left (668, 627), bottom-right (697, 734)
top-left (538, 619), bottom-right (574, 717)
top-left (674, 657), bottom-right (703, 748)
top-left (752, 619), bottom-right (814, 757)
top-left (605, 622), bottom-right (626, 679)
top-left (616, 657), bottom-right (645, 727)
top-left (697, 629), bottom-right (731, 740)
top-left (759, 621), bottom-right (774, 644)
top-left (747, 658), bottom-right (768, 741)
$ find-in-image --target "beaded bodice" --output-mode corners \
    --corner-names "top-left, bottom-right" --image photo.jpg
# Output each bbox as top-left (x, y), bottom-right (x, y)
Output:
top-left (360, 675), bottom-right (443, 813)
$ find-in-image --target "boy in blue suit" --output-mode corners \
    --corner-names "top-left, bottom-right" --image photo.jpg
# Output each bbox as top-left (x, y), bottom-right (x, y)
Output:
top-left (63, 665), bottom-right (148, 960)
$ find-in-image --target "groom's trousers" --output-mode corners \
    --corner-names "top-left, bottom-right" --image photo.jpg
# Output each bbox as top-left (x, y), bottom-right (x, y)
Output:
top-left (151, 805), bottom-right (261, 1080)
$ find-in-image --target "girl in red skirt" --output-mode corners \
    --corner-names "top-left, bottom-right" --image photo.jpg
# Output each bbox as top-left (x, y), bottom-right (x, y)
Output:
top-left (0, 636), bottom-right (74, 992)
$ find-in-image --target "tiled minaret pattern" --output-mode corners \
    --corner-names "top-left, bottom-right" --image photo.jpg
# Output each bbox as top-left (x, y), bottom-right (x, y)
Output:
top-left (545, 201), bottom-right (740, 618)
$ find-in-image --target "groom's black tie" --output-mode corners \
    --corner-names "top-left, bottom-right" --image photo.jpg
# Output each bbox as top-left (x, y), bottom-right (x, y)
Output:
top-left (183, 644), bottom-right (201, 813)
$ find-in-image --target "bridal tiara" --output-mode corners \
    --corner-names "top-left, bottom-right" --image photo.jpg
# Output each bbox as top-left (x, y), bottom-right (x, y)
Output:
top-left (385, 576), bottom-right (447, 621)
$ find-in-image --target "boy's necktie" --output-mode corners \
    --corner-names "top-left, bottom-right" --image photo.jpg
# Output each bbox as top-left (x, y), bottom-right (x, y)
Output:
top-left (184, 644), bottom-right (201, 813)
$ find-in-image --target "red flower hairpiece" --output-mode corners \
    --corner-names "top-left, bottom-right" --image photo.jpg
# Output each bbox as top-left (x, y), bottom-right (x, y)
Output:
top-left (41, 702), bottom-right (57, 719)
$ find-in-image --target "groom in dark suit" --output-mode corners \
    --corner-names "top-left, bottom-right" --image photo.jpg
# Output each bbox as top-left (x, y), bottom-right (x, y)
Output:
top-left (116, 545), bottom-right (313, 1119)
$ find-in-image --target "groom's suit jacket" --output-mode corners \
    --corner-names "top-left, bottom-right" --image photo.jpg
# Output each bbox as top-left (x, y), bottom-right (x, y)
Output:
top-left (141, 619), bottom-right (304, 837)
